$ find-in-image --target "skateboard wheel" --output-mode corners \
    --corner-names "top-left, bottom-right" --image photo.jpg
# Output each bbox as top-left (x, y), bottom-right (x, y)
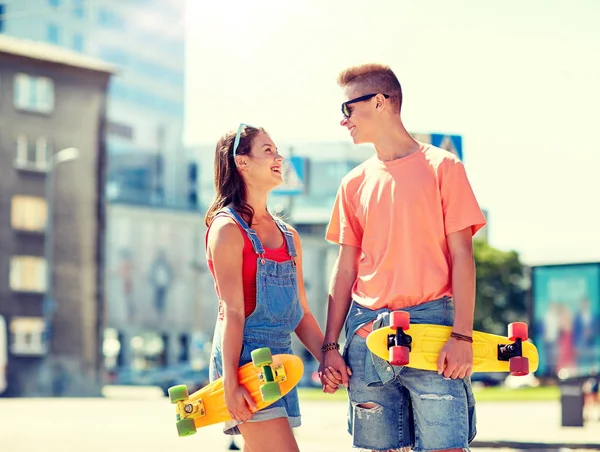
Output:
top-left (176, 418), bottom-right (197, 437)
top-left (389, 345), bottom-right (410, 366)
top-left (260, 381), bottom-right (282, 402)
top-left (390, 311), bottom-right (410, 331)
top-left (168, 385), bottom-right (189, 403)
top-left (251, 348), bottom-right (273, 367)
top-left (509, 356), bottom-right (529, 376)
top-left (508, 322), bottom-right (528, 341)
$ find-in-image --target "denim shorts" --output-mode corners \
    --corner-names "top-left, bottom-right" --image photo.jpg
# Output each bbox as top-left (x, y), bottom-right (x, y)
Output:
top-left (222, 404), bottom-right (301, 435)
top-left (209, 321), bottom-right (302, 436)
top-left (346, 334), bottom-right (477, 451)
top-left (210, 350), bottom-right (301, 435)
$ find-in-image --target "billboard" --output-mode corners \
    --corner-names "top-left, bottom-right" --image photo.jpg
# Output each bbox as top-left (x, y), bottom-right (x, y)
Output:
top-left (532, 263), bottom-right (600, 377)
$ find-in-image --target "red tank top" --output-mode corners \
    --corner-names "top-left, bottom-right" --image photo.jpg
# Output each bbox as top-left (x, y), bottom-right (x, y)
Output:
top-left (206, 218), bottom-right (291, 319)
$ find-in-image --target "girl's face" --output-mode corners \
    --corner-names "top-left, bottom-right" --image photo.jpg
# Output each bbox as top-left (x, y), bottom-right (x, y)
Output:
top-left (237, 132), bottom-right (284, 190)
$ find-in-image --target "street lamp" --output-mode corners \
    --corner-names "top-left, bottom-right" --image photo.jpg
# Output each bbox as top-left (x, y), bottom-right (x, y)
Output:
top-left (43, 147), bottom-right (80, 351)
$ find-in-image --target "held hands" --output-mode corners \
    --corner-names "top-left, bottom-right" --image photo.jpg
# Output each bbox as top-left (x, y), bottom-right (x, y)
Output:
top-left (437, 336), bottom-right (473, 379)
top-left (223, 378), bottom-right (257, 423)
top-left (319, 349), bottom-right (352, 393)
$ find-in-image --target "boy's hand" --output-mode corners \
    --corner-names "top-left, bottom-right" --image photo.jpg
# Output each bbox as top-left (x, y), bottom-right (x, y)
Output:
top-left (437, 338), bottom-right (473, 379)
top-left (319, 350), bottom-right (352, 392)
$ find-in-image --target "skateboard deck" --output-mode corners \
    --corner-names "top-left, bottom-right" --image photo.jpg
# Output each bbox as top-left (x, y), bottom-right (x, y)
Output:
top-left (366, 313), bottom-right (539, 375)
top-left (168, 349), bottom-right (303, 437)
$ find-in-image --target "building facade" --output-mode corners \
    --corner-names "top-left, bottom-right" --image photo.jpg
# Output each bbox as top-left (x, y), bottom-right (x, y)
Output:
top-left (0, 0), bottom-right (189, 207)
top-left (0, 35), bottom-right (113, 396)
top-left (103, 203), bottom-right (215, 376)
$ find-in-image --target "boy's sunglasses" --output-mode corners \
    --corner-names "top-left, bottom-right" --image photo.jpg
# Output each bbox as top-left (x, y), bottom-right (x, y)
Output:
top-left (341, 93), bottom-right (390, 119)
top-left (233, 123), bottom-right (254, 157)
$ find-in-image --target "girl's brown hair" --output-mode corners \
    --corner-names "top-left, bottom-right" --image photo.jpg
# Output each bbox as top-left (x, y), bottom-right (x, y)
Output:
top-left (204, 125), bottom-right (266, 227)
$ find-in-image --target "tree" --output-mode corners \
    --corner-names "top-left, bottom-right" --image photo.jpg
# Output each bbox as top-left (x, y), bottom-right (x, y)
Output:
top-left (474, 239), bottom-right (528, 335)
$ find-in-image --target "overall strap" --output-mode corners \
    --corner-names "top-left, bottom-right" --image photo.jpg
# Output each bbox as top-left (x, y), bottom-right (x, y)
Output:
top-left (274, 219), bottom-right (297, 260)
top-left (220, 206), bottom-right (265, 256)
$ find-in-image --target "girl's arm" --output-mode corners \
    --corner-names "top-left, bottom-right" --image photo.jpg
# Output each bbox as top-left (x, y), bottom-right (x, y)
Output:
top-left (207, 217), bottom-right (256, 421)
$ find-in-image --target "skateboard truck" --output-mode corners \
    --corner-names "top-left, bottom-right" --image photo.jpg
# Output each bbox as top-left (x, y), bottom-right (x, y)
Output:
top-left (176, 398), bottom-right (206, 421)
top-left (386, 311), bottom-right (412, 366)
top-left (258, 363), bottom-right (287, 383)
top-left (497, 339), bottom-right (523, 361)
top-left (168, 384), bottom-right (206, 424)
top-left (387, 329), bottom-right (412, 351)
top-left (251, 348), bottom-right (283, 402)
top-left (498, 322), bottom-right (530, 376)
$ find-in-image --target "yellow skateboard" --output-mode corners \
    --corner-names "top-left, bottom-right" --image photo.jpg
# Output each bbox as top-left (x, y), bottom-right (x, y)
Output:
top-left (366, 311), bottom-right (539, 375)
top-left (168, 348), bottom-right (304, 437)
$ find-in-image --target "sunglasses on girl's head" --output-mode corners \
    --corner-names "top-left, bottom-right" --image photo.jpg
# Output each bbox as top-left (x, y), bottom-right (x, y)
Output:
top-left (341, 93), bottom-right (390, 119)
top-left (233, 122), bottom-right (254, 157)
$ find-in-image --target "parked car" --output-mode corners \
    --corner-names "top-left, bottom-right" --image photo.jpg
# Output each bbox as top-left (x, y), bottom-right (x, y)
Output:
top-left (151, 364), bottom-right (210, 396)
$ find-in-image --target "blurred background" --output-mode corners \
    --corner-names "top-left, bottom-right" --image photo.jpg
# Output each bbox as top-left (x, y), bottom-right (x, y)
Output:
top-left (0, 0), bottom-right (598, 439)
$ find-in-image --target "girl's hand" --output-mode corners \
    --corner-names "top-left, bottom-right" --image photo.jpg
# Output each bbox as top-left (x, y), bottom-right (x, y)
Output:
top-left (224, 380), bottom-right (257, 423)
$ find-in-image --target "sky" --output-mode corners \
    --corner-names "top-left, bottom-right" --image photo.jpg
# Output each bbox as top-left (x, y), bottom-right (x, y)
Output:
top-left (184, 0), bottom-right (600, 266)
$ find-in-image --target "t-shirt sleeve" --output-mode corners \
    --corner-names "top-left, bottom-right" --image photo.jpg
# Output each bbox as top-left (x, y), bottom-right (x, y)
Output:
top-left (325, 182), bottom-right (363, 247)
top-left (440, 161), bottom-right (487, 236)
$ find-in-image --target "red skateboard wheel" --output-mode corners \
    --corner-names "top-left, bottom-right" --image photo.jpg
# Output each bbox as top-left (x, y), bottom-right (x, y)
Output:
top-left (508, 322), bottom-right (528, 341)
top-left (509, 356), bottom-right (529, 376)
top-left (389, 345), bottom-right (409, 366)
top-left (390, 311), bottom-right (410, 331)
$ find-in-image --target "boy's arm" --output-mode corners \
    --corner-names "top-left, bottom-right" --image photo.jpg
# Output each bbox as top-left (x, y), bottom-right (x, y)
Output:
top-left (449, 227), bottom-right (476, 337)
top-left (319, 244), bottom-right (360, 388)
top-left (437, 227), bottom-right (476, 379)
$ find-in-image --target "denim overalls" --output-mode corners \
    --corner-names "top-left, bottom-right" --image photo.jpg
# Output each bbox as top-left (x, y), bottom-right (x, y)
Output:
top-left (209, 207), bottom-right (304, 435)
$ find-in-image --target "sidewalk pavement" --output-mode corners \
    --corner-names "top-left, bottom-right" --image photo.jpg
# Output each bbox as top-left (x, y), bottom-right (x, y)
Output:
top-left (0, 387), bottom-right (598, 451)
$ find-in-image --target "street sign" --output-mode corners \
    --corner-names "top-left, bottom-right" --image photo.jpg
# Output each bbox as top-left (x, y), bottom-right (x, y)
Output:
top-left (412, 133), bottom-right (463, 161)
top-left (273, 156), bottom-right (306, 196)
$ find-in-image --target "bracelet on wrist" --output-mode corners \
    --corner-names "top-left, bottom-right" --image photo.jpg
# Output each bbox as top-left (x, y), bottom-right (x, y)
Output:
top-left (450, 332), bottom-right (473, 343)
top-left (321, 342), bottom-right (340, 353)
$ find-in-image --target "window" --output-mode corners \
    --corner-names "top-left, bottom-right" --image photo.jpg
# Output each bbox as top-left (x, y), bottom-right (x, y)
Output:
top-left (47, 23), bottom-right (60, 44)
top-left (97, 47), bottom-right (129, 66)
top-left (73, 0), bottom-right (84, 18)
top-left (108, 79), bottom-right (183, 117)
top-left (9, 317), bottom-right (47, 356)
top-left (14, 74), bottom-right (55, 114)
top-left (14, 135), bottom-right (52, 171)
top-left (72, 33), bottom-right (84, 52)
top-left (98, 45), bottom-right (184, 86)
top-left (0, 5), bottom-right (5, 33)
top-left (11, 196), bottom-right (48, 232)
top-left (107, 121), bottom-right (134, 140)
top-left (10, 256), bottom-right (47, 293)
top-left (97, 7), bottom-right (124, 29)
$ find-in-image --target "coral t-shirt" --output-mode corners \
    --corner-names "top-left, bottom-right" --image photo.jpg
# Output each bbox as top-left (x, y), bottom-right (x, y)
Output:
top-left (326, 144), bottom-right (486, 332)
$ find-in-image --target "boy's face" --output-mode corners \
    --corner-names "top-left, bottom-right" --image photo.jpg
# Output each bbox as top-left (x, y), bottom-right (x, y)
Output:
top-left (339, 85), bottom-right (379, 145)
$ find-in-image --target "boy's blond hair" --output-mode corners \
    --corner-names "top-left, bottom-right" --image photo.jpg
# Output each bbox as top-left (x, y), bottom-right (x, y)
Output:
top-left (337, 63), bottom-right (402, 113)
